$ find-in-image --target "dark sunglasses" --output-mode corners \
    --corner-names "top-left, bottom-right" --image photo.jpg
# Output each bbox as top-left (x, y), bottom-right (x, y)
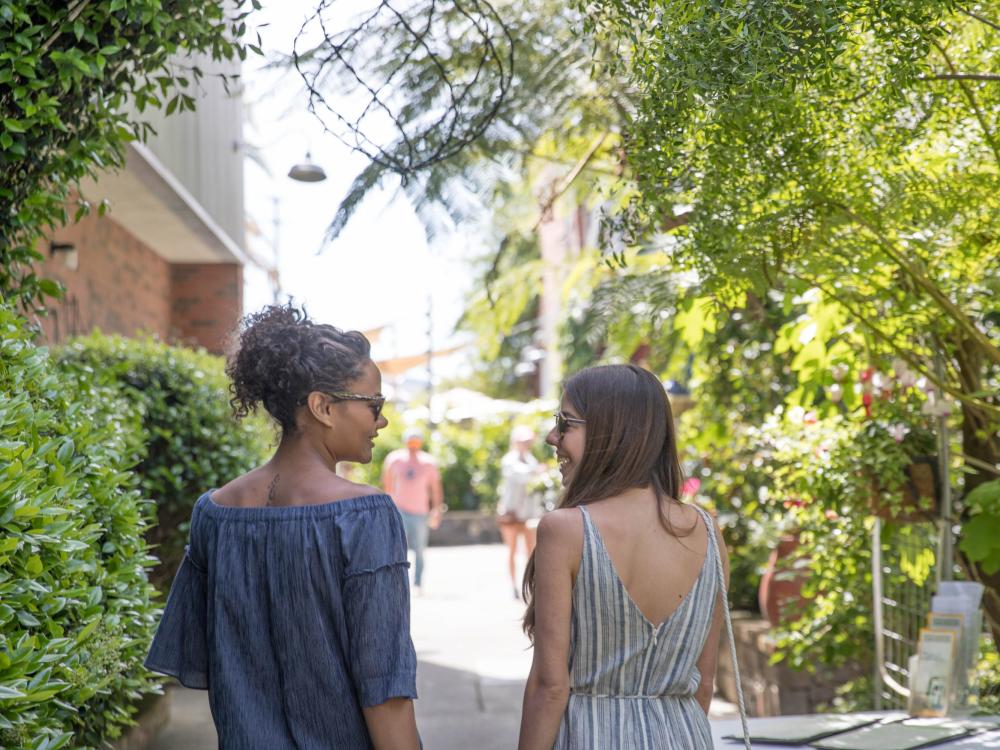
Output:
top-left (326, 391), bottom-right (386, 420)
top-left (553, 410), bottom-right (586, 436)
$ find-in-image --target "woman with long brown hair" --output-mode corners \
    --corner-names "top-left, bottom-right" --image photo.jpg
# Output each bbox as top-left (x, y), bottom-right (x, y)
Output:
top-left (517, 364), bottom-right (730, 750)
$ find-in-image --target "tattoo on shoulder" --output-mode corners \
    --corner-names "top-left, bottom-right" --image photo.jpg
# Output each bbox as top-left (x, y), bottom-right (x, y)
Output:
top-left (267, 474), bottom-right (279, 507)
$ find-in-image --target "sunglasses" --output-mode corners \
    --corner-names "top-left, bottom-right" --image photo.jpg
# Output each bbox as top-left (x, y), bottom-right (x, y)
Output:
top-left (325, 391), bottom-right (386, 420)
top-left (553, 410), bottom-right (586, 436)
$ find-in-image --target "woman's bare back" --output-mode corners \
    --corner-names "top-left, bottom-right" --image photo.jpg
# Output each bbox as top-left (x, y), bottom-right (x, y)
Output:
top-left (582, 488), bottom-right (709, 626)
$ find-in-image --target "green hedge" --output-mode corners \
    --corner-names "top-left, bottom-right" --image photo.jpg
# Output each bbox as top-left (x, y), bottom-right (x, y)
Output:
top-left (57, 335), bottom-right (271, 588)
top-left (0, 307), bottom-right (159, 749)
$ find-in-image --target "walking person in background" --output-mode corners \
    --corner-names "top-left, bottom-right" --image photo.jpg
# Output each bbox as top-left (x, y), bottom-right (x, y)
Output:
top-left (518, 364), bottom-right (729, 750)
top-left (144, 304), bottom-right (421, 750)
top-left (497, 424), bottom-right (544, 599)
top-left (382, 428), bottom-right (444, 590)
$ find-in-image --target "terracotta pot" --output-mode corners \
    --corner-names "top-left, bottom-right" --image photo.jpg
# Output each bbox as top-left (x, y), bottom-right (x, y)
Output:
top-left (868, 456), bottom-right (939, 523)
top-left (758, 534), bottom-right (810, 627)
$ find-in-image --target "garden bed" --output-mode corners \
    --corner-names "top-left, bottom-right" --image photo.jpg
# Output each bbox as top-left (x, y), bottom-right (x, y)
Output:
top-left (716, 613), bottom-right (864, 716)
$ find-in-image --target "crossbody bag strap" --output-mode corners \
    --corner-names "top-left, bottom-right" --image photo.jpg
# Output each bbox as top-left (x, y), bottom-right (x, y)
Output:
top-left (699, 507), bottom-right (752, 750)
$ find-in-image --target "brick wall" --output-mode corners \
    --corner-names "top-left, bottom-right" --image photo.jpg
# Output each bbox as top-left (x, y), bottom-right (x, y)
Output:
top-left (170, 263), bottom-right (243, 355)
top-left (36, 213), bottom-right (172, 344)
top-left (715, 613), bottom-right (866, 716)
top-left (34, 213), bottom-right (243, 355)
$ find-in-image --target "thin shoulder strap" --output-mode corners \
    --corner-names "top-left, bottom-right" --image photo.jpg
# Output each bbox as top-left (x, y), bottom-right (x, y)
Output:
top-left (693, 506), bottom-right (752, 750)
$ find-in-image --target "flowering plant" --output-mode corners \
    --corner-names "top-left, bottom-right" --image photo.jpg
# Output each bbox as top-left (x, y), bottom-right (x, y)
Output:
top-left (839, 359), bottom-right (939, 513)
top-left (527, 464), bottom-right (564, 511)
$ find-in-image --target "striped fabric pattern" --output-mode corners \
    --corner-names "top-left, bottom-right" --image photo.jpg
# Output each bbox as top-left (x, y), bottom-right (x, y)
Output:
top-left (554, 504), bottom-right (719, 749)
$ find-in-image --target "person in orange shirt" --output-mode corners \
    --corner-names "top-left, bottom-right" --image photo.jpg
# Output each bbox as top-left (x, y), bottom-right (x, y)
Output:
top-left (381, 429), bottom-right (444, 589)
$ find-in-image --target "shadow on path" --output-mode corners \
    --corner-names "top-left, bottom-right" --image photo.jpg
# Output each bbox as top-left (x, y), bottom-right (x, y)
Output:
top-left (148, 659), bottom-right (523, 750)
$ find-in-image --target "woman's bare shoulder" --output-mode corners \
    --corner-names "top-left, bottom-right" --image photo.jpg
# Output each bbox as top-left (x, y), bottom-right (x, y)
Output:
top-left (212, 470), bottom-right (269, 506)
top-left (537, 508), bottom-right (584, 555)
top-left (329, 481), bottom-right (385, 500)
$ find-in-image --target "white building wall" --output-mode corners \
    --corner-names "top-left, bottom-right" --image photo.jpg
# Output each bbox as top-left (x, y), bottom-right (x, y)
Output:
top-left (129, 51), bottom-right (246, 252)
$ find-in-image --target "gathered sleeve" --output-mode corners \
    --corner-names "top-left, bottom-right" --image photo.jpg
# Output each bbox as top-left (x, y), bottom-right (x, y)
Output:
top-left (339, 506), bottom-right (417, 707)
top-left (144, 545), bottom-right (209, 689)
top-left (145, 496), bottom-right (210, 688)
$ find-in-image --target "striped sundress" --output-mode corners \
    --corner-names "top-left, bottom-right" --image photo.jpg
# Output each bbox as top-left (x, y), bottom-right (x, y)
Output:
top-left (554, 504), bottom-right (719, 749)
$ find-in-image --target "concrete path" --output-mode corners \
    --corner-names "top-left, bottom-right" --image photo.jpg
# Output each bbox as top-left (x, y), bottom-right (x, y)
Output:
top-left (150, 544), bottom-right (737, 749)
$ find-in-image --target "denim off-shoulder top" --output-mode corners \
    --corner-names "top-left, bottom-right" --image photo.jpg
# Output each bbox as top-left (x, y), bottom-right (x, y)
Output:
top-left (145, 491), bottom-right (417, 749)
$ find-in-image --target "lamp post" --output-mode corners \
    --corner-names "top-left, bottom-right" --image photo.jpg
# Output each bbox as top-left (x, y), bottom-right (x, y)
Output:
top-left (264, 152), bottom-right (329, 303)
top-left (288, 152), bottom-right (327, 182)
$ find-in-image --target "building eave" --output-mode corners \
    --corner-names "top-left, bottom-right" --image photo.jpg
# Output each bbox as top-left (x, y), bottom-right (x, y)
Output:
top-left (78, 142), bottom-right (250, 266)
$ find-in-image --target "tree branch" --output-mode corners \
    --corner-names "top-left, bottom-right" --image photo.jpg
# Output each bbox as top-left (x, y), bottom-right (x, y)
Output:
top-left (787, 271), bottom-right (1000, 418)
top-left (920, 73), bottom-right (1000, 82)
top-left (932, 40), bottom-right (1000, 168)
top-left (962, 8), bottom-right (1000, 34)
top-left (955, 451), bottom-right (1000, 476)
top-left (533, 132), bottom-right (609, 230)
top-left (659, 210), bottom-right (691, 232)
top-left (828, 203), bottom-right (1000, 370)
top-left (41, 0), bottom-right (93, 53)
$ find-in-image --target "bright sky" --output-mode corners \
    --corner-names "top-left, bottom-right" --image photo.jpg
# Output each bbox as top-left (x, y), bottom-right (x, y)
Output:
top-left (241, 2), bottom-right (481, 370)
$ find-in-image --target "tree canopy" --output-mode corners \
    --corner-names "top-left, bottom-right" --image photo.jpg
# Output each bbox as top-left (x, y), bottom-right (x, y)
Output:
top-left (285, 0), bottom-right (626, 242)
top-left (583, 0), bottom-right (1000, 636)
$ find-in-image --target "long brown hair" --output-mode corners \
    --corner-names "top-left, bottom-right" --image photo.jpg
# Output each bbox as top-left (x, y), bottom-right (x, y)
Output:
top-left (521, 364), bottom-right (687, 639)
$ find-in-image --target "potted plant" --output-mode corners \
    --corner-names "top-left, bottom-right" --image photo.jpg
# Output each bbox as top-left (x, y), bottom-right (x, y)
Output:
top-left (846, 361), bottom-right (941, 522)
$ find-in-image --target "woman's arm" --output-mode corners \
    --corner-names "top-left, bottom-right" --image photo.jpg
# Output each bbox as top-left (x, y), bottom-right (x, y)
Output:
top-left (694, 520), bottom-right (730, 714)
top-left (518, 511), bottom-right (576, 750)
top-left (362, 698), bottom-right (420, 750)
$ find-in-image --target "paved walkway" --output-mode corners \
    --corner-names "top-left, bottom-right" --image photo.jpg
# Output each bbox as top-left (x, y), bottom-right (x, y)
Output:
top-left (150, 544), bottom-right (737, 749)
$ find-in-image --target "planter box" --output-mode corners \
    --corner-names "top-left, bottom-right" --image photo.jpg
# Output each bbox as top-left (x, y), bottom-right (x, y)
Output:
top-left (869, 456), bottom-right (939, 523)
top-left (715, 614), bottom-right (864, 717)
top-left (429, 510), bottom-right (502, 546)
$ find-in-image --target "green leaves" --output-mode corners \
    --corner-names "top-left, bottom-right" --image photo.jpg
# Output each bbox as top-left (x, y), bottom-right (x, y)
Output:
top-left (583, 0), bottom-right (1000, 656)
top-left (57, 334), bottom-right (271, 588)
top-left (959, 480), bottom-right (1000, 574)
top-left (675, 296), bottom-right (718, 349)
top-left (0, 304), bottom-right (160, 747)
top-left (961, 514), bottom-right (1000, 575)
top-left (1, 0), bottom-right (255, 312)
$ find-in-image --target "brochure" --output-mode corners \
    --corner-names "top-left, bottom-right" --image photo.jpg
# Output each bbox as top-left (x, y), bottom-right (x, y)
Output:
top-left (811, 717), bottom-right (972, 750)
top-left (720, 712), bottom-right (890, 744)
top-left (928, 581), bottom-right (986, 713)
top-left (909, 628), bottom-right (957, 717)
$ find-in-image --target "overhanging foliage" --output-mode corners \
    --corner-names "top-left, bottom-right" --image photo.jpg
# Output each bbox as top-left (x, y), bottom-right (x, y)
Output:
top-left (0, 0), bottom-right (256, 312)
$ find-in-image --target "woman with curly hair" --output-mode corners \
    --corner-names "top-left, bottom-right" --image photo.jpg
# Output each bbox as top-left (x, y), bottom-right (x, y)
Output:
top-left (146, 304), bottom-right (420, 749)
top-left (518, 364), bottom-right (732, 750)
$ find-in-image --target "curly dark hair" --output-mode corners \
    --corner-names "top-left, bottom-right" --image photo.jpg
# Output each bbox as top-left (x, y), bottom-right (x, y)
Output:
top-left (225, 303), bottom-right (371, 434)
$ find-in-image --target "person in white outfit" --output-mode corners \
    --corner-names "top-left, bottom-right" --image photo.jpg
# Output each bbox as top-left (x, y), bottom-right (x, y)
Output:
top-left (496, 425), bottom-right (544, 599)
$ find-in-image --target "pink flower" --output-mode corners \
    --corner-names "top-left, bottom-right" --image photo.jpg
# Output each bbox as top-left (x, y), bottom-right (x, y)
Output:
top-left (887, 424), bottom-right (909, 443)
top-left (681, 477), bottom-right (701, 497)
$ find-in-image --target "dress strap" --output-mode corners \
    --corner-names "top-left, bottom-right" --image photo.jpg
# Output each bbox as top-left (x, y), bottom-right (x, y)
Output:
top-left (693, 504), bottom-right (752, 749)
top-left (691, 505), bottom-right (718, 565)
top-left (577, 505), bottom-right (596, 569)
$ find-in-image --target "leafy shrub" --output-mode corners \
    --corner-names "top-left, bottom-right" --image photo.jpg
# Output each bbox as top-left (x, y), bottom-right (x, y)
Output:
top-left (57, 334), bottom-right (271, 587)
top-left (0, 305), bottom-right (159, 749)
